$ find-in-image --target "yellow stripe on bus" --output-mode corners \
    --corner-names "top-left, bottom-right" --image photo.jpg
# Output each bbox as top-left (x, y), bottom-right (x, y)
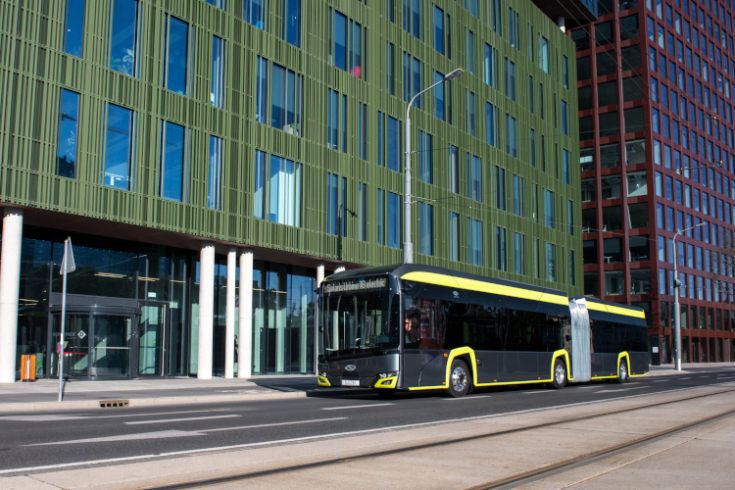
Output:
top-left (400, 272), bottom-right (568, 306)
top-left (585, 301), bottom-right (646, 319)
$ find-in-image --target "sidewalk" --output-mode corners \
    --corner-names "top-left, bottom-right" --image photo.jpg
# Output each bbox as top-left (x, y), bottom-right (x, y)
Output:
top-left (0, 376), bottom-right (319, 413)
top-left (649, 361), bottom-right (735, 376)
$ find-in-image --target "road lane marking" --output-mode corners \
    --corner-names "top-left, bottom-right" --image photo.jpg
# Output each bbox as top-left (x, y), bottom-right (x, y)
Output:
top-left (321, 403), bottom-right (394, 410)
top-left (442, 396), bottom-right (492, 401)
top-left (201, 417), bottom-right (348, 432)
top-left (27, 430), bottom-right (205, 446)
top-left (576, 386), bottom-right (599, 389)
top-left (0, 414), bottom-right (87, 422)
top-left (124, 415), bottom-right (241, 425)
top-left (653, 380), bottom-right (668, 382)
top-left (680, 377), bottom-right (691, 380)
top-left (5, 382), bottom-right (733, 476)
top-left (523, 390), bottom-right (556, 394)
top-left (596, 386), bottom-right (651, 393)
top-left (0, 409), bottom-right (237, 423)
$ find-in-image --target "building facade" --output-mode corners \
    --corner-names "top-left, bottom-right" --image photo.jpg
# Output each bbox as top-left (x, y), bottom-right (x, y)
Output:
top-left (0, 0), bottom-right (582, 382)
top-left (573, 0), bottom-right (735, 363)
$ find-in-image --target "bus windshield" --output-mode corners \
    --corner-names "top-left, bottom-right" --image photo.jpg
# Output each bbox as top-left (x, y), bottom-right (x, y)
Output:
top-left (322, 290), bottom-right (399, 357)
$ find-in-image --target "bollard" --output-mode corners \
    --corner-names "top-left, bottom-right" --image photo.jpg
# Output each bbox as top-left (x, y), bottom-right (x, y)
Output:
top-left (20, 355), bottom-right (29, 382)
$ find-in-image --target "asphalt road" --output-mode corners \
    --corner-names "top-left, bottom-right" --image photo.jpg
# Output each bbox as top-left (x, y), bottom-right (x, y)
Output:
top-left (1, 368), bottom-right (734, 473)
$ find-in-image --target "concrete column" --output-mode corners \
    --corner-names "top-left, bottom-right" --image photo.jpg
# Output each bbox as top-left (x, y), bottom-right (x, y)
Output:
top-left (0, 208), bottom-right (23, 383)
top-left (334, 264), bottom-right (346, 274)
top-left (314, 261), bottom-right (325, 375)
top-left (237, 248), bottom-right (254, 378)
top-left (316, 262), bottom-right (325, 287)
top-left (224, 247), bottom-right (236, 378)
top-left (557, 16), bottom-right (566, 32)
top-left (197, 242), bottom-right (215, 379)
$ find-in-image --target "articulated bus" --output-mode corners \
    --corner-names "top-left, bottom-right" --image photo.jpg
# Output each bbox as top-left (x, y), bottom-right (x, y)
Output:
top-left (317, 265), bottom-right (649, 397)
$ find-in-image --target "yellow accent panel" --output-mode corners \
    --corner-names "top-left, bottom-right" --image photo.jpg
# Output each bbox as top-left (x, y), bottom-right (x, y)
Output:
top-left (630, 372), bottom-right (649, 377)
top-left (374, 376), bottom-right (398, 389)
top-left (475, 379), bottom-right (549, 387)
top-left (408, 386), bottom-right (445, 391)
top-left (317, 376), bottom-right (331, 387)
top-left (551, 350), bottom-right (572, 381)
top-left (400, 272), bottom-right (568, 306)
top-left (445, 347), bottom-right (479, 387)
top-left (586, 302), bottom-right (646, 319)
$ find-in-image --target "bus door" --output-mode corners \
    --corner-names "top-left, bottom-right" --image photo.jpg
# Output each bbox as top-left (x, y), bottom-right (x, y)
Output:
top-left (569, 299), bottom-right (591, 382)
top-left (403, 296), bottom-right (445, 387)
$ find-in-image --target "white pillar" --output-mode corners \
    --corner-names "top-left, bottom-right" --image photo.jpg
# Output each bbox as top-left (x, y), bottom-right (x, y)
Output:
top-left (314, 261), bottom-right (325, 374)
top-left (334, 264), bottom-right (346, 274)
top-left (316, 262), bottom-right (325, 287)
top-left (197, 242), bottom-right (215, 379)
top-left (0, 208), bottom-right (23, 383)
top-left (224, 247), bottom-right (236, 378)
top-left (557, 16), bottom-right (566, 32)
top-left (238, 248), bottom-right (254, 378)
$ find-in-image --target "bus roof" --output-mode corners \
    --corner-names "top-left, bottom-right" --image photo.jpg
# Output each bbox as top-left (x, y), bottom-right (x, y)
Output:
top-left (324, 264), bottom-right (569, 306)
top-left (573, 296), bottom-right (647, 320)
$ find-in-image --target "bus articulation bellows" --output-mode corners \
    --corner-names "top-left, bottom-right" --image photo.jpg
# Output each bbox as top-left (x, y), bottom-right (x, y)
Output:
top-left (317, 265), bottom-right (648, 397)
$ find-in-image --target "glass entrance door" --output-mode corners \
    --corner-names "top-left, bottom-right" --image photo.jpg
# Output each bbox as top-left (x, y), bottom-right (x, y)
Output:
top-left (91, 315), bottom-right (132, 378)
top-left (52, 313), bottom-right (90, 378)
top-left (138, 303), bottom-right (167, 376)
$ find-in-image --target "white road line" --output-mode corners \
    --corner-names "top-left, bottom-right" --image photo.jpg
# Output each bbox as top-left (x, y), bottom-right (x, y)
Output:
top-left (27, 430), bottom-right (205, 446)
top-left (680, 377), bottom-right (691, 380)
top-left (523, 390), bottom-right (556, 394)
top-left (653, 380), bottom-right (668, 382)
top-left (576, 386), bottom-right (599, 389)
top-left (124, 414), bottom-right (241, 425)
top-left (321, 403), bottom-right (395, 411)
top-left (200, 417), bottom-right (348, 432)
top-left (0, 409), bottom-right (235, 423)
top-left (3, 382), bottom-right (732, 476)
top-left (596, 386), bottom-right (651, 393)
top-left (442, 396), bottom-right (492, 401)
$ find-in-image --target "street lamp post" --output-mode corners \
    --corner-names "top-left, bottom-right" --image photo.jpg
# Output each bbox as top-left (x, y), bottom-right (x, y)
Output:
top-left (404, 68), bottom-right (464, 264)
top-left (673, 222), bottom-right (705, 371)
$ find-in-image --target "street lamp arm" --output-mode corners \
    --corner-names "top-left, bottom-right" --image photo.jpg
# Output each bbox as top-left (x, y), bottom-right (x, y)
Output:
top-left (405, 78), bottom-right (447, 121)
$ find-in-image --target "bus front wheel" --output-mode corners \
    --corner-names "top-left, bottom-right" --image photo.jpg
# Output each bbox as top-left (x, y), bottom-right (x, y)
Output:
top-left (617, 360), bottom-right (629, 383)
top-left (551, 359), bottom-right (567, 389)
top-left (446, 359), bottom-right (471, 398)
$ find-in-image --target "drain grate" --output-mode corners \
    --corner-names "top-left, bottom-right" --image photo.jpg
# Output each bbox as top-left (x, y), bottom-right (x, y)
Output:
top-left (99, 399), bottom-right (129, 408)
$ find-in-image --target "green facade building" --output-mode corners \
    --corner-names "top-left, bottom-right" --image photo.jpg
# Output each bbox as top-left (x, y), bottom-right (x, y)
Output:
top-left (0, 0), bottom-right (583, 382)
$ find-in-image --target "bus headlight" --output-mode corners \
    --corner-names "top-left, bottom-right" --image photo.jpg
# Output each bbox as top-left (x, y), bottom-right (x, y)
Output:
top-left (320, 372), bottom-right (328, 377)
top-left (378, 372), bottom-right (397, 379)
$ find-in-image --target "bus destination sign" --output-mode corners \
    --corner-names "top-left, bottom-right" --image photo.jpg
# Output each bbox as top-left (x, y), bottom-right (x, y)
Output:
top-left (324, 278), bottom-right (387, 293)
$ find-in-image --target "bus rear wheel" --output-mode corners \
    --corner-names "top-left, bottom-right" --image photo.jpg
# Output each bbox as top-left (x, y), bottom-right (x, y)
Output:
top-left (617, 359), bottom-right (629, 383)
top-left (446, 359), bottom-right (471, 398)
top-left (551, 359), bottom-right (567, 389)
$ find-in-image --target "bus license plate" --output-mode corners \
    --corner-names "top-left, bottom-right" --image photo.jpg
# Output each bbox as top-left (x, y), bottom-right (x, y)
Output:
top-left (341, 379), bottom-right (360, 387)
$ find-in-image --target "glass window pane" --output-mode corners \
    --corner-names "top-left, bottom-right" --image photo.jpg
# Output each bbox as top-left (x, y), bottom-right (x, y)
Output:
top-left (109, 0), bottom-right (138, 76)
top-left (165, 17), bottom-right (189, 95)
top-left (160, 122), bottom-right (186, 202)
top-left (334, 12), bottom-right (347, 71)
top-left (284, 0), bottom-right (301, 48)
top-left (208, 136), bottom-right (222, 210)
top-left (57, 90), bottom-right (80, 178)
top-left (103, 104), bottom-right (134, 190)
top-left (64, 0), bottom-right (86, 57)
top-left (211, 37), bottom-right (225, 108)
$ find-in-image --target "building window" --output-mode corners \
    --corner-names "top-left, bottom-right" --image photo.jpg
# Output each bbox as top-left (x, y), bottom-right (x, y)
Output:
top-left (506, 114), bottom-right (517, 157)
top-left (513, 174), bottom-right (523, 216)
top-left (544, 189), bottom-right (555, 228)
top-left (330, 10), bottom-right (347, 71)
top-left (103, 104), bottom-right (135, 191)
top-left (378, 115), bottom-right (401, 172)
top-left (419, 202), bottom-right (433, 255)
top-left (563, 55), bottom-right (569, 88)
top-left (211, 36), bottom-right (225, 108)
top-left (433, 71), bottom-right (446, 121)
top-left (466, 91), bottom-right (476, 136)
top-left (109, 0), bottom-right (139, 76)
top-left (466, 30), bottom-right (475, 74)
top-left (206, 0), bottom-right (226, 9)
top-left (508, 7), bottom-right (520, 49)
top-left (563, 149), bottom-right (570, 184)
top-left (528, 75), bottom-right (534, 112)
top-left (256, 58), bottom-right (303, 136)
top-left (530, 129), bottom-right (536, 167)
top-left (387, 43), bottom-right (395, 95)
top-left (449, 146), bottom-right (459, 193)
top-left (515, 232), bottom-right (525, 275)
top-left (419, 131), bottom-right (433, 183)
top-left (569, 250), bottom-right (575, 286)
top-left (467, 154), bottom-right (482, 202)
top-left (495, 226), bottom-right (507, 271)
top-left (207, 136), bottom-right (223, 210)
top-left (433, 6), bottom-right (444, 55)
top-left (494, 165), bottom-right (506, 211)
top-left (568, 199), bottom-right (574, 235)
top-left (326, 89), bottom-right (346, 151)
top-left (64, 0), bottom-right (85, 57)
top-left (404, 54), bottom-right (424, 108)
top-left (379, 190), bottom-right (402, 248)
top-left (244, 0), bottom-right (266, 30)
top-left (484, 44), bottom-right (498, 88)
top-left (327, 173), bottom-right (347, 236)
top-left (282, 0), bottom-right (301, 48)
top-left (358, 183), bottom-right (368, 241)
top-left (449, 212), bottom-right (460, 261)
top-left (486, 102), bottom-right (498, 148)
top-left (505, 58), bottom-right (516, 101)
top-left (466, 0), bottom-right (478, 17)
top-left (387, 0), bottom-right (395, 22)
top-left (403, 0), bottom-right (422, 39)
top-left (163, 16), bottom-right (192, 96)
top-left (57, 89), bottom-right (80, 179)
top-left (539, 36), bottom-right (549, 73)
top-left (561, 100), bottom-right (568, 135)
top-left (254, 151), bottom-right (302, 227)
top-left (159, 122), bottom-right (189, 202)
top-left (546, 242), bottom-right (556, 281)
top-left (468, 218), bottom-right (484, 266)
top-left (358, 102), bottom-right (367, 160)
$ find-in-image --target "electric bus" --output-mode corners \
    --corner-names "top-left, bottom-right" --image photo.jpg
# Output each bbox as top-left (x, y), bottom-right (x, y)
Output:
top-left (317, 264), bottom-right (649, 397)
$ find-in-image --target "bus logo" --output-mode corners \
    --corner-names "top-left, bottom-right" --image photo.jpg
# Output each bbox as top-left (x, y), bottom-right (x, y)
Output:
top-left (345, 364), bottom-right (357, 371)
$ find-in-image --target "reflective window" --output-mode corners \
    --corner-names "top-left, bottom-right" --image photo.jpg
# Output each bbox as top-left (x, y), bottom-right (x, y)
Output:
top-left (206, 0), bottom-right (226, 8)
top-left (486, 102), bottom-right (497, 147)
top-left (109, 0), bottom-right (138, 76)
top-left (506, 114), bottom-right (517, 157)
top-left (467, 154), bottom-right (482, 202)
top-left (254, 151), bottom-right (302, 227)
top-left (419, 202), bottom-right (433, 256)
top-left (208, 136), bottom-right (223, 210)
top-left (159, 122), bottom-right (187, 202)
top-left (103, 104), bottom-right (135, 190)
top-left (466, 91), bottom-right (475, 136)
top-left (333, 11), bottom-right (347, 71)
top-left (505, 58), bottom-right (516, 101)
top-left (419, 131), bottom-right (433, 183)
top-left (434, 71), bottom-right (445, 121)
top-left (256, 58), bottom-right (303, 136)
top-left (449, 146), bottom-right (459, 193)
top-left (163, 16), bottom-right (191, 95)
top-left (57, 89), bottom-right (80, 179)
top-left (466, 30), bottom-right (475, 74)
top-left (449, 212), bottom-right (460, 261)
top-left (433, 6), bottom-right (444, 55)
top-left (326, 173), bottom-right (346, 236)
top-left (282, 0), bottom-right (301, 48)
top-left (211, 36), bottom-right (225, 108)
top-left (468, 218), bottom-right (484, 266)
top-left (244, 0), bottom-right (266, 30)
top-left (64, 0), bottom-right (86, 57)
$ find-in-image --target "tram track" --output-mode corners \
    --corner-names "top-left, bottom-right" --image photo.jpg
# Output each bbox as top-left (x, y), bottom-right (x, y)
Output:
top-left (137, 384), bottom-right (735, 490)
